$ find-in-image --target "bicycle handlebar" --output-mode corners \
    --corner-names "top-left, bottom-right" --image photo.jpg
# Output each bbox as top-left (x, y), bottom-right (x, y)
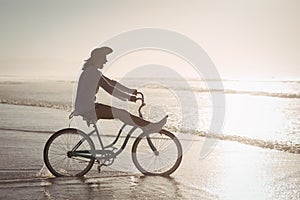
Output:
top-left (136, 91), bottom-right (144, 99)
top-left (135, 92), bottom-right (146, 118)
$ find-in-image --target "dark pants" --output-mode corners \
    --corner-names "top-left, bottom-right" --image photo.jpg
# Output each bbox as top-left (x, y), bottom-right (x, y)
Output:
top-left (95, 103), bottom-right (150, 127)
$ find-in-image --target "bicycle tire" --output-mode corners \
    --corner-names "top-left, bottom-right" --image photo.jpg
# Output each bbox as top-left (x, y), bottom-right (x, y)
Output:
top-left (43, 128), bottom-right (95, 177)
top-left (132, 129), bottom-right (182, 176)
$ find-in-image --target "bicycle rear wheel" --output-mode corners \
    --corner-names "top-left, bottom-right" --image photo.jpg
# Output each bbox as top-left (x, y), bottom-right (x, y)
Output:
top-left (43, 128), bottom-right (95, 177)
top-left (132, 129), bottom-right (182, 176)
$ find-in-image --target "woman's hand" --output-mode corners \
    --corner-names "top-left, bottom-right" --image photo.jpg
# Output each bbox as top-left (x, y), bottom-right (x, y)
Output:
top-left (132, 89), bottom-right (138, 95)
top-left (129, 95), bottom-right (137, 102)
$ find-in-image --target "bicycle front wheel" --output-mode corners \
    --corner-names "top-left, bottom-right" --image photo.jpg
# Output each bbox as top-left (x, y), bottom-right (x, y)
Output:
top-left (43, 128), bottom-right (95, 177)
top-left (132, 129), bottom-right (182, 176)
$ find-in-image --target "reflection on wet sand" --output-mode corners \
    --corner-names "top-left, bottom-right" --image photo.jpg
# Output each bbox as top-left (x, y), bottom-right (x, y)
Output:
top-left (42, 175), bottom-right (181, 200)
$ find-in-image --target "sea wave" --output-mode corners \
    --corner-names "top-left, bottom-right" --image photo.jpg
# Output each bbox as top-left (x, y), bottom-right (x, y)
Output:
top-left (1, 125), bottom-right (300, 155)
top-left (197, 131), bottom-right (300, 154)
top-left (222, 89), bottom-right (300, 99)
top-left (0, 99), bottom-right (72, 111)
top-left (166, 126), bottom-right (300, 154)
top-left (1, 79), bottom-right (299, 100)
top-left (0, 127), bottom-right (53, 134)
top-left (0, 86), bottom-right (299, 113)
top-left (144, 85), bottom-right (300, 99)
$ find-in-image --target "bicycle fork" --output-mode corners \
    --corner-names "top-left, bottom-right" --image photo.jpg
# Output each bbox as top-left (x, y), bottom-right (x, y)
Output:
top-left (146, 136), bottom-right (159, 156)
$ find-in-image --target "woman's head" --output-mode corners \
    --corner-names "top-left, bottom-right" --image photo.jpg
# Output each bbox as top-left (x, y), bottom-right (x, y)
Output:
top-left (83, 47), bottom-right (113, 69)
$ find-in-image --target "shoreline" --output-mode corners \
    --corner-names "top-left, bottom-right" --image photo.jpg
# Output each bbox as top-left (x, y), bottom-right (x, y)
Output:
top-left (1, 102), bottom-right (300, 156)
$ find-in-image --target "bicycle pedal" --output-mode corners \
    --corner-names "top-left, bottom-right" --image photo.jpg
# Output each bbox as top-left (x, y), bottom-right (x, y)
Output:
top-left (112, 147), bottom-right (118, 151)
top-left (97, 163), bottom-right (108, 173)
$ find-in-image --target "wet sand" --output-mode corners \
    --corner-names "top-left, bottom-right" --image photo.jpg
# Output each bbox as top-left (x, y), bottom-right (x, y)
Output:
top-left (1, 105), bottom-right (300, 199)
top-left (1, 130), bottom-right (300, 199)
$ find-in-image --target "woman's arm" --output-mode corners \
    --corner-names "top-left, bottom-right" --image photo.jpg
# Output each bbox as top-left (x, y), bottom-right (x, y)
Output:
top-left (101, 75), bottom-right (137, 94)
top-left (98, 75), bottom-right (133, 101)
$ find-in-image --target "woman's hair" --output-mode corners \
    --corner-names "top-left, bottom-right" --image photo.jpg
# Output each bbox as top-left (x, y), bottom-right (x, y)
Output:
top-left (82, 47), bottom-right (113, 70)
top-left (82, 59), bottom-right (96, 70)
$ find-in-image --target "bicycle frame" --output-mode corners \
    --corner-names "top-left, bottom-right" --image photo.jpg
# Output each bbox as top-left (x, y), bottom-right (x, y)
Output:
top-left (69, 92), bottom-right (158, 160)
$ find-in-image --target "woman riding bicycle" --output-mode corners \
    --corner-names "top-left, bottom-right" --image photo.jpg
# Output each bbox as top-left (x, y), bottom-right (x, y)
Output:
top-left (73, 47), bottom-right (167, 133)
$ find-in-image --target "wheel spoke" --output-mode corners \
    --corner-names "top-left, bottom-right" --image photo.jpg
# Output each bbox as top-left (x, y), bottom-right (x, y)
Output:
top-left (44, 129), bottom-right (95, 177)
top-left (132, 130), bottom-right (182, 176)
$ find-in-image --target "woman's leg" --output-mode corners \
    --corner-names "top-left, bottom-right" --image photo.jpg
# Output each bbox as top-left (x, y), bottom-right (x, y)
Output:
top-left (95, 103), bottom-right (151, 127)
top-left (95, 103), bottom-right (167, 132)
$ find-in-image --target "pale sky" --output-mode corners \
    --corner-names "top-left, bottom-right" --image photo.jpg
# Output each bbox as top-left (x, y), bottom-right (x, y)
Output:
top-left (0, 0), bottom-right (299, 80)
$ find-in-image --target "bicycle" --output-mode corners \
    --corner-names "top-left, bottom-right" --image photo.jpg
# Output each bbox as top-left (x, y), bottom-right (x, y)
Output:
top-left (43, 92), bottom-right (182, 177)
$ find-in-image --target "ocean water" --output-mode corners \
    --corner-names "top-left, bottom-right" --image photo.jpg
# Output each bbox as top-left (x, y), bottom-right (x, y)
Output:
top-left (0, 76), bottom-right (300, 154)
top-left (1, 76), bottom-right (300, 199)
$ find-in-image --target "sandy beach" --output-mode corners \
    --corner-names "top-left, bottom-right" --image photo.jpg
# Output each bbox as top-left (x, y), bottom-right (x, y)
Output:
top-left (1, 104), bottom-right (300, 199)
